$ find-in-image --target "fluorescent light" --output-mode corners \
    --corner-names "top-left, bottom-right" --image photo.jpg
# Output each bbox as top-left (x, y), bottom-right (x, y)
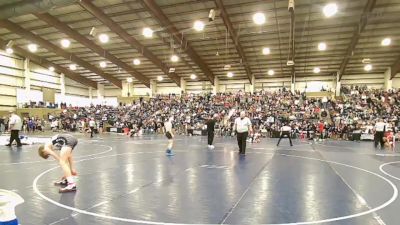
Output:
top-left (362, 58), bottom-right (371, 64)
top-left (170, 55), bottom-right (179, 62)
top-left (133, 58), bottom-right (141, 65)
top-left (28, 44), bottom-right (38, 52)
top-left (364, 64), bottom-right (372, 71)
top-left (313, 67), bottom-right (320, 73)
top-left (253, 12), bottom-right (266, 25)
top-left (127, 77), bottom-right (133, 83)
top-left (60, 39), bottom-right (71, 48)
top-left (6, 40), bottom-right (14, 48)
top-left (157, 76), bottom-right (163, 81)
top-left (268, 69), bottom-right (274, 76)
top-left (142, 27), bottom-right (153, 38)
top-left (98, 34), bottom-right (109, 43)
top-left (193, 20), bottom-right (205, 31)
top-left (323, 3), bottom-right (338, 17)
top-left (89, 27), bottom-right (97, 37)
top-left (190, 74), bottom-right (197, 79)
top-left (381, 38), bottom-right (391, 46)
top-left (224, 64), bottom-right (231, 70)
top-left (5, 47), bottom-right (13, 54)
top-left (69, 64), bottom-right (77, 71)
top-left (99, 61), bottom-right (107, 68)
top-left (49, 66), bottom-right (55, 72)
top-left (227, 72), bottom-right (234, 77)
top-left (318, 42), bottom-right (327, 51)
top-left (262, 47), bottom-right (270, 55)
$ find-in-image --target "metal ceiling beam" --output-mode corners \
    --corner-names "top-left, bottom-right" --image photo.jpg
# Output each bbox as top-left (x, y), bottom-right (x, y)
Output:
top-left (78, 0), bottom-right (179, 86)
top-left (215, 0), bottom-right (252, 84)
top-left (140, 0), bottom-right (215, 85)
top-left (0, 38), bottom-right (97, 88)
top-left (0, 0), bottom-right (80, 20)
top-left (390, 56), bottom-right (400, 79)
top-left (35, 12), bottom-right (150, 88)
top-left (338, 0), bottom-right (376, 81)
top-left (0, 19), bottom-right (122, 88)
top-left (288, 0), bottom-right (296, 86)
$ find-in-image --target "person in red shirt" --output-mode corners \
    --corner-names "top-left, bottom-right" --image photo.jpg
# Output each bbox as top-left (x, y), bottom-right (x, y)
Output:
top-left (386, 132), bottom-right (395, 151)
top-left (319, 121), bottom-right (325, 139)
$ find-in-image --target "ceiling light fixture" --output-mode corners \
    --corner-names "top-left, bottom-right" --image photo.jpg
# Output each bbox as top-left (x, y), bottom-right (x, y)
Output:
top-left (362, 58), bottom-right (371, 64)
top-left (69, 64), bottom-right (77, 71)
top-left (313, 67), bottom-right (320, 73)
top-left (364, 64), bottom-right (372, 71)
top-left (171, 55), bottom-right (179, 62)
top-left (133, 58), bottom-right (141, 65)
top-left (143, 27), bottom-right (153, 38)
top-left (157, 76), bottom-right (163, 81)
top-left (193, 20), bottom-right (205, 31)
top-left (28, 43), bottom-right (38, 52)
top-left (99, 61), bottom-right (107, 68)
top-left (262, 47), bottom-right (270, 55)
top-left (318, 42), bottom-right (327, 51)
top-left (98, 34), bottom-right (109, 43)
top-left (190, 74), bottom-right (197, 80)
top-left (323, 3), bottom-right (338, 17)
top-left (127, 77), bottom-right (133, 83)
top-left (381, 38), bottom-right (391, 46)
top-left (60, 39), bottom-right (71, 48)
top-left (89, 27), bottom-right (97, 37)
top-left (253, 12), bottom-right (266, 25)
top-left (49, 66), bottom-right (55, 72)
top-left (268, 69), bottom-right (274, 76)
top-left (6, 40), bottom-right (14, 48)
top-left (227, 72), bottom-right (234, 78)
top-left (5, 47), bottom-right (13, 54)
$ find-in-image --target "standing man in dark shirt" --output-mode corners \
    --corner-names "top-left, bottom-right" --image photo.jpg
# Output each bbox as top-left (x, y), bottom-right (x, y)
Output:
top-left (206, 114), bottom-right (217, 149)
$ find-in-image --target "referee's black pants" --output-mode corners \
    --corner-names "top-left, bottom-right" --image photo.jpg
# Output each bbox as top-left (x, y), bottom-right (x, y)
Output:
top-left (374, 131), bottom-right (384, 148)
top-left (8, 130), bottom-right (22, 146)
top-left (277, 131), bottom-right (293, 146)
top-left (90, 126), bottom-right (94, 138)
top-left (207, 131), bottom-right (214, 145)
top-left (237, 132), bottom-right (248, 154)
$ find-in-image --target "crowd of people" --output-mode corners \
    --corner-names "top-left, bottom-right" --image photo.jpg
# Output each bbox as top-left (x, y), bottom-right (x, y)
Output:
top-left (3, 86), bottom-right (399, 149)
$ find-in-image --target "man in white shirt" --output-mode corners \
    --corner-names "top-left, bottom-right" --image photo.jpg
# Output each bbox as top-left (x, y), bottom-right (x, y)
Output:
top-left (6, 112), bottom-right (22, 147)
top-left (277, 122), bottom-right (293, 146)
top-left (234, 111), bottom-right (253, 155)
top-left (164, 117), bottom-right (174, 156)
top-left (374, 118), bottom-right (386, 149)
top-left (89, 118), bottom-right (96, 138)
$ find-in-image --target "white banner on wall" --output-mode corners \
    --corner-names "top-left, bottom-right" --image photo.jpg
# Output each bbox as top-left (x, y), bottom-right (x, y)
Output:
top-left (90, 97), bottom-right (118, 107)
top-left (17, 88), bottom-right (43, 103)
top-left (305, 81), bottom-right (330, 92)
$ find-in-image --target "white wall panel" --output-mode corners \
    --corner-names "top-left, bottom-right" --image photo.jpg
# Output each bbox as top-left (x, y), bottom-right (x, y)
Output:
top-left (0, 96), bottom-right (16, 107)
top-left (104, 87), bottom-right (121, 97)
top-left (65, 85), bottom-right (89, 96)
top-left (186, 81), bottom-right (212, 93)
top-left (0, 85), bottom-right (17, 96)
top-left (0, 54), bottom-right (23, 69)
top-left (157, 86), bottom-right (181, 94)
top-left (393, 78), bottom-right (400, 88)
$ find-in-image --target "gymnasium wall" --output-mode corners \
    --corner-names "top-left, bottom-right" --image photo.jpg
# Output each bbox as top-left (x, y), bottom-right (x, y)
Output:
top-left (0, 49), bottom-right (399, 110)
top-left (0, 51), bottom-right (89, 111)
top-left (392, 77), bottom-right (400, 88)
top-left (0, 53), bottom-right (24, 111)
top-left (341, 73), bottom-right (385, 89)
